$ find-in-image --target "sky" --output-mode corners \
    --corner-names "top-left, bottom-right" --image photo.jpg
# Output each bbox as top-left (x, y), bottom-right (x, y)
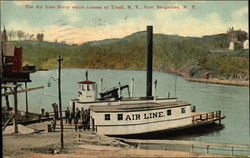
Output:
top-left (0, 0), bottom-right (248, 44)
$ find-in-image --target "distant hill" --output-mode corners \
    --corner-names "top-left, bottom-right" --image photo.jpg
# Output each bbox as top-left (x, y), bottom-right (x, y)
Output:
top-left (8, 31), bottom-right (249, 80)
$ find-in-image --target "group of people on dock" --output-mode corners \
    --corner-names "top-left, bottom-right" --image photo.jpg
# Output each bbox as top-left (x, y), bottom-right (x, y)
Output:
top-left (65, 107), bottom-right (90, 131)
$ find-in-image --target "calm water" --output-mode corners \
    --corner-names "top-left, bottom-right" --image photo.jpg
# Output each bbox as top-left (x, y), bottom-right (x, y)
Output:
top-left (6, 68), bottom-right (249, 145)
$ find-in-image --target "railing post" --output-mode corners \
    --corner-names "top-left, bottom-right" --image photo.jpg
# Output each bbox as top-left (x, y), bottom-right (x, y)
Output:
top-left (191, 144), bottom-right (193, 153)
top-left (192, 116), bottom-right (194, 124)
top-left (219, 110), bottom-right (221, 124)
top-left (206, 145), bottom-right (209, 154)
top-left (206, 113), bottom-right (208, 121)
top-left (78, 133), bottom-right (81, 142)
top-left (231, 147), bottom-right (234, 156)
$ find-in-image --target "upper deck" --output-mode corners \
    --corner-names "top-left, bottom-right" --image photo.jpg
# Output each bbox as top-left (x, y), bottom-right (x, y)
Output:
top-left (73, 97), bottom-right (178, 107)
top-left (90, 101), bottom-right (190, 113)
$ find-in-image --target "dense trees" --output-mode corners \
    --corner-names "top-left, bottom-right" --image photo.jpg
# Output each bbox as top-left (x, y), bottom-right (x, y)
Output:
top-left (5, 30), bottom-right (43, 41)
top-left (9, 31), bottom-right (249, 81)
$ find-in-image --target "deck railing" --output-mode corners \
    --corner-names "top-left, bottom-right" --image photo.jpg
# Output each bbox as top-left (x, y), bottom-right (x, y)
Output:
top-left (120, 138), bottom-right (250, 156)
top-left (192, 110), bottom-right (222, 125)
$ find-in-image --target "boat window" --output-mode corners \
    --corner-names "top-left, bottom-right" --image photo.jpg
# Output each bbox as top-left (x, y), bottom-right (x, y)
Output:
top-left (181, 107), bottom-right (186, 114)
top-left (82, 85), bottom-right (85, 91)
top-left (167, 110), bottom-right (171, 116)
top-left (104, 114), bottom-right (110, 121)
top-left (87, 85), bottom-right (90, 91)
top-left (117, 114), bottom-right (123, 121)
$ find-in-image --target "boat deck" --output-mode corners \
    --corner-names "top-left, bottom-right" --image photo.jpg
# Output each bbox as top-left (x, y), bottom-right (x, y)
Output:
top-left (90, 101), bottom-right (190, 112)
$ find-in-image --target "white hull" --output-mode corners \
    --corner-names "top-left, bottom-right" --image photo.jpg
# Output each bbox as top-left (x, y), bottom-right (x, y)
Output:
top-left (90, 101), bottom-right (195, 135)
top-left (96, 116), bottom-right (193, 135)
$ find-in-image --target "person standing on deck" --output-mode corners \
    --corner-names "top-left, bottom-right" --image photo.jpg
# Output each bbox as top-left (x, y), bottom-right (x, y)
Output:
top-left (65, 107), bottom-right (70, 124)
top-left (70, 110), bottom-right (75, 125)
top-left (87, 109), bottom-right (90, 130)
top-left (52, 118), bottom-right (56, 132)
top-left (81, 108), bottom-right (85, 130)
top-left (75, 108), bottom-right (80, 130)
top-left (76, 108), bottom-right (80, 120)
top-left (84, 109), bottom-right (88, 131)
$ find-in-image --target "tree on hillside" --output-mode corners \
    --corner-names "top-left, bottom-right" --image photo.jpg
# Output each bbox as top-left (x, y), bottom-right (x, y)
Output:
top-left (37, 33), bottom-right (44, 41)
top-left (7, 30), bottom-right (14, 41)
top-left (227, 27), bottom-right (248, 42)
top-left (17, 30), bottom-right (25, 40)
top-left (24, 33), bottom-right (30, 40)
top-left (29, 34), bottom-right (34, 40)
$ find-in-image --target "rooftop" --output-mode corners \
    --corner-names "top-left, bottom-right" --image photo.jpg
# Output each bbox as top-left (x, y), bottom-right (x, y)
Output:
top-left (78, 80), bottom-right (96, 84)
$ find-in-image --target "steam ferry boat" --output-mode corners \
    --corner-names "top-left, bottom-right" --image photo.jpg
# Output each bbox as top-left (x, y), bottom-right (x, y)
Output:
top-left (69, 26), bottom-right (225, 136)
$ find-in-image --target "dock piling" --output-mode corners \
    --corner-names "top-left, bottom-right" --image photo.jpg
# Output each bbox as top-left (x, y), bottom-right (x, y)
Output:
top-left (13, 85), bottom-right (18, 133)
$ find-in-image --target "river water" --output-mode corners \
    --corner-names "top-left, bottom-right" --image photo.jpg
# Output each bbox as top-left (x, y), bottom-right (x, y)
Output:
top-left (8, 68), bottom-right (249, 145)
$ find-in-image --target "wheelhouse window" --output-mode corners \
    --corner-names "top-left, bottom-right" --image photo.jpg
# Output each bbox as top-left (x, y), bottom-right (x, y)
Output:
top-left (87, 85), bottom-right (90, 91)
top-left (181, 107), bottom-right (186, 114)
top-left (167, 109), bottom-right (171, 116)
top-left (104, 114), bottom-right (110, 121)
top-left (117, 114), bottom-right (123, 121)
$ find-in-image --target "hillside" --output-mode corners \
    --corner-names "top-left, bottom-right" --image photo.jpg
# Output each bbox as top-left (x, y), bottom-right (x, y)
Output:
top-left (8, 32), bottom-right (249, 80)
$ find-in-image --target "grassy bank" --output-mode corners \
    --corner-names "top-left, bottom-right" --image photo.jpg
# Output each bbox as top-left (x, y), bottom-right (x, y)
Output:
top-left (8, 31), bottom-right (249, 83)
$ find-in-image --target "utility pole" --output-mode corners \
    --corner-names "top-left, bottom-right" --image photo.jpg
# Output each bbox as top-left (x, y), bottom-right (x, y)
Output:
top-left (58, 56), bottom-right (64, 148)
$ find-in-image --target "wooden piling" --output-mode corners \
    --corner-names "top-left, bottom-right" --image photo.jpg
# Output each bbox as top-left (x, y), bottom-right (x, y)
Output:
top-left (13, 85), bottom-right (18, 133)
top-left (25, 82), bottom-right (29, 118)
top-left (4, 88), bottom-right (10, 109)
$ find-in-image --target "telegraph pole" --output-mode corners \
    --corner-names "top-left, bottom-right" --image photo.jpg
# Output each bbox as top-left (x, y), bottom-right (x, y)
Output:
top-left (0, 35), bottom-right (3, 158)
top-left (58, 56), bottom-right (64, 148)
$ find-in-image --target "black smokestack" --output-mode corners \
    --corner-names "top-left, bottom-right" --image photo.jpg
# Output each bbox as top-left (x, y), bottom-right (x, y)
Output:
top-left (146, 26), bottom-right (153, 98)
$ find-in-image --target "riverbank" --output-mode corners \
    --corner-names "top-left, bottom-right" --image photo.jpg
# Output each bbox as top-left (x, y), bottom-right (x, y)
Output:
top-left (186, 77), bottom-right (249, 87)
top-left (3, 121), bottom-right (230, 158)
top-left (43, 67), bottom-right (249, 87)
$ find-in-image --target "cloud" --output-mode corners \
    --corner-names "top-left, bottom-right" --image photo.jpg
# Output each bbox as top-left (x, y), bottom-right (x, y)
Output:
top-left (13, 0), bottom-right (33, 6)
top-left (149, 5), bottom-right (248, 37)
top-left (4, 2), bottom-right (248, 44)
top-left (230, 6), bottom-right (248, 31)
top-left (59, 1), bottom-right (81, 23)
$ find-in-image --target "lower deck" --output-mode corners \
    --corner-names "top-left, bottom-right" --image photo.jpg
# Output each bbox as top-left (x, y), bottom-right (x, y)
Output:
top-left (90, 110), bottom-right (225, 136)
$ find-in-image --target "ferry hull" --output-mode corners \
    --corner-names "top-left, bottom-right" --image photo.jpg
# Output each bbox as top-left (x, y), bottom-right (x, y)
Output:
top-left (93, 111), bottom-right (225, 136)
top-left (106, 117), bottom-right (224, 137)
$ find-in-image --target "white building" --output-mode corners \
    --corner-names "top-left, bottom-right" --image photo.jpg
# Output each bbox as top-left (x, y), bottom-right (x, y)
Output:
top-left (229, 41), bottom-right (234, 50)
top-left (243, 40), bottom-right (249, 49)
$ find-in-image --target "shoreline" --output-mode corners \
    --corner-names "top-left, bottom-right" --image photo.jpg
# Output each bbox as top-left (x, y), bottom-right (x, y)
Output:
top-left (186, 77), bottom-right (249, 87)
top-left (41, 67), bottom-right (249, 87)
